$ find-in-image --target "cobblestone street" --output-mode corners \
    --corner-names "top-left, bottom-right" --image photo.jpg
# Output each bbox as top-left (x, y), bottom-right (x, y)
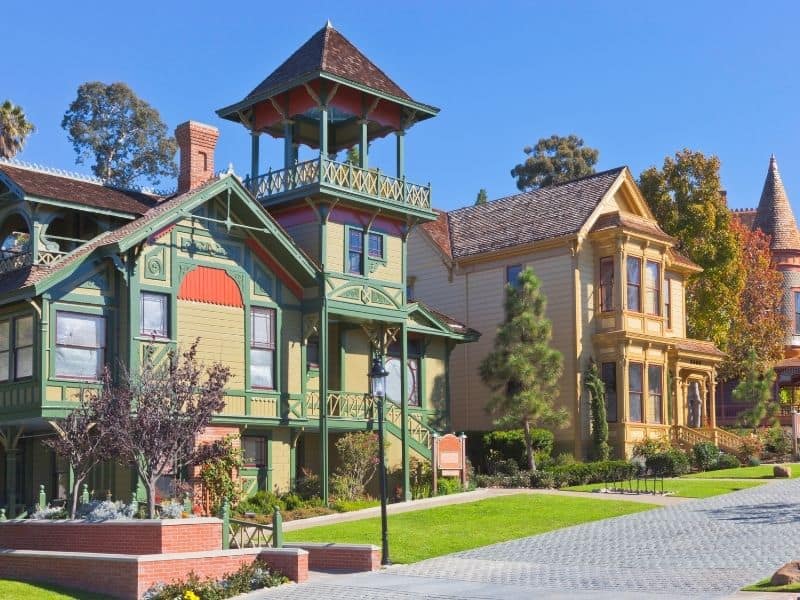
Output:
top-left (248, 479), bottom-right (800, 599)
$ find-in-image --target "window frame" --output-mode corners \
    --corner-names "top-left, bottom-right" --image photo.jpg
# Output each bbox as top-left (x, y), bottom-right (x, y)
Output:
top-left (644, 260), bottom-right (661, 316)
top-left (250, 307), bottom-right (276, 390)
top-left (139, 291), bottom-right (170, 339)
top-left (54, 310), bottom-right (106, 381)
top-left (626, 256), bottom-right (642, 312)
top-left (601, 362), bottom-right (618, 422)
top-left (347, 228), bottom-right (365, 275)
top-left (367, 231), bottom-right (384, 260)
top-left (506, 264), bottom-right (523, 290)
top-left (664, 277), bottom-right (672, 330)
top-left (648, 364), bottom-right (663, 424)
top-left (628, 362), bottom-right (643, 423)
top-left (0, 320), bottom-right (9, 382)
top-left (13, 315), bottom-right (34, 380)
top-left (242, 436), bottom-right (267, 468)
top-left (599, 256), bottom-right (614, 312)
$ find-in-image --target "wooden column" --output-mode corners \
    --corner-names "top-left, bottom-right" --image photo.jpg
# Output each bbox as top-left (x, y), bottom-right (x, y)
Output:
top-left (250, 132), bottom-right (260, 192)
top-left (359, 120), bottom-right (369, 169)
top-left (319, 107), bottom-right (329, 159)
top-left (395, 130), bottom-right (405, 179)
top-left (283, 121), bottom-right (294, 170)
top-left (709, 370), bottom-right (718, 429)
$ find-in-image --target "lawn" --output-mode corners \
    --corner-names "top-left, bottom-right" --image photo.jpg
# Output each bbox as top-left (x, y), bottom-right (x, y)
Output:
top-left (0, 580), bottom-right (108, 600)
top-left (285, 493), bottom-right (656, 563)
top-left (742, 578), bottom-right (800, 592)
top-left (682, 463), bottom-right (800, 480)
top-left (565, 478), bottom-right (765, 498)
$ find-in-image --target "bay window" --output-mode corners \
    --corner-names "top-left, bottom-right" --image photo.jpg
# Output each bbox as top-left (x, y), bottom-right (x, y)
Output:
top-left (648, 364), bottom-right (663, 424)
top-left (626, 257), bottom-right (641, 312)
top-left (14, 315), bottom-right (33, 379)
top-left (599, 257), bottom-right (614, 312)
top-left (601, 362), bottom-right (618, 422)
top-left (250, 307), bottom-right (276, 389)
top-left (628, 362), bottom-right (643, 423)
top-left (55, 311), bottom-right (105, 380)
top-left (645, 260), bottom-right (660, 315)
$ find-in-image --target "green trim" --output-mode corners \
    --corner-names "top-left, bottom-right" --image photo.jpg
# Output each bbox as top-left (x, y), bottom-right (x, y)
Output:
top-left (400, 322), bottom-right (410, 501)
top-left (25, 194), bottom-right (138, 220)
top-left (266, 430), bottom-right (274, 492)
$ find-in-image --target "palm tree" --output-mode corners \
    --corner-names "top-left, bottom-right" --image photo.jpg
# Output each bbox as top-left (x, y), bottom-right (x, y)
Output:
top-left (0, 100), bottom-right (35, 159)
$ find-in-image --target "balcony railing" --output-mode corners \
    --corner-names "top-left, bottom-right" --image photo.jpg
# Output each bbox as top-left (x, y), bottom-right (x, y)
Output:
top-left (0, 249), bottom-right (70, 275)
top-left (248, 157), bottom-right (432, 211)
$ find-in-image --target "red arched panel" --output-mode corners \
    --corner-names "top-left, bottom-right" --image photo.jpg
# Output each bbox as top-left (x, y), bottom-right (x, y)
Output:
top-left (178, 266), bottom-right (243, 308)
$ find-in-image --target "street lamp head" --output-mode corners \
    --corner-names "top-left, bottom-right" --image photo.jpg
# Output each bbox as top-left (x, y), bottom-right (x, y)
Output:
top-left (369, 355), bottom-right (389, 399)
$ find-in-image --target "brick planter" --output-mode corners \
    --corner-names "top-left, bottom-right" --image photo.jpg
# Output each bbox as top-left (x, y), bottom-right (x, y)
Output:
top-left (285, 542), bottom-right (380, 572)
top-left (0, 518), bottom-right (222, 554)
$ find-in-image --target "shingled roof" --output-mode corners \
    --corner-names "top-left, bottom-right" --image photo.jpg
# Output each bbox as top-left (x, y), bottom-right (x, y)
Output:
top-left (246, 23), bottom-right (411, 102)
top-left (590, 210), bottom-right (675, 243)
top-left (443, 168), bottom-right (625, 259)
top-left (752, 155), bottom-right (800, 251)
top-left (0, 162), bottom-right (162, 216)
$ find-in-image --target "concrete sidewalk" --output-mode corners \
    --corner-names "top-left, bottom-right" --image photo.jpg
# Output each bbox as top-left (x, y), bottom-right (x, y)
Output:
top-left (283, 486), bottom-right (683, 532)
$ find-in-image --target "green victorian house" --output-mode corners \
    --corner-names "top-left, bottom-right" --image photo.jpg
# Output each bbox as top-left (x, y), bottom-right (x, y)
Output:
top-left (0, 23), bottom-right (476, 515)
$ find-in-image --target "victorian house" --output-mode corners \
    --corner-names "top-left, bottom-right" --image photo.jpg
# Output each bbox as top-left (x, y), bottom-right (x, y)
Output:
top-left (0, 23), bottom-right (477, 515)
top-left (407, 168), bottom-right (743, 458)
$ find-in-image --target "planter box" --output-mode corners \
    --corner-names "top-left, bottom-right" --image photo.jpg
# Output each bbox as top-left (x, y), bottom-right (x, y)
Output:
top-left (285, 542), bottom-right (380, 572)
top-left (0, 518), bottom-right (222, 554)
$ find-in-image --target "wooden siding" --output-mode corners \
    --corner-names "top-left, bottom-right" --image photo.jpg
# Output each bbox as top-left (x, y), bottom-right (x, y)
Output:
top-left (371, 234), bottom-right (402, 283)
top-left (424, 338), bottom-right (447, 414)
top-left (271, 428), bottom-right (291, 493)
top-left (327, 222), bottom-right (345, 273)
top-left (343, 329), bottom-right (370, 393)
top-left (285, 222), bottom-right (320, 263)
top-left (283, 309), bottom-right (302, 395)
top-left (177, 300), bottom-right (245, 387)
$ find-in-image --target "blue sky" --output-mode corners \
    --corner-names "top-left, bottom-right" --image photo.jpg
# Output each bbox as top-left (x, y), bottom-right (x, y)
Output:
top-left (3, 1), bottom-right (800, 212)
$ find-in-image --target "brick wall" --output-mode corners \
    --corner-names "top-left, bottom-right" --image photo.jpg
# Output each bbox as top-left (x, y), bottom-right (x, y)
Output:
top-left (285, 542), bottom-right (380, 572)
top-left (0, 547), bottom-right (308, 600)
top-left (0, 518), bottom-right (222, 554)
top-left (176, 121), bottom-right (219, 194)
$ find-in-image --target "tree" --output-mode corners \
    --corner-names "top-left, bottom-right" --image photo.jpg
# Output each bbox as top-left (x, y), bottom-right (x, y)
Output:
top-left (61, 82), bottom-right (177, 187)
top-left (475, 188), bottom-right (488, 205)
top-left (108, 341), bottom-right (231, 518)
top-left (720, 220), bottom-right (788, 380)
top-left (0, 100), bottom-right (35, 159)
top-left (584, 361), bottom-right (610, 461)
top-left (734, 350), bottom-right (778, 431)
top-left (480, 267), bottom-right (568, 470)
top-left (198, 435), bottom-right (244, 514)
top-left (639, 150), bottom-right (745, 350)
top-left (510, 134), bottom-right (599, 191)
top-left (41, 382), bottom-right (117, 518)
top-left (330, 431), bottom-right (383, 501)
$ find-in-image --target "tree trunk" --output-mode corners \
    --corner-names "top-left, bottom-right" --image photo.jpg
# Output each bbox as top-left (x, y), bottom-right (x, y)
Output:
top-left (70, 477), bottom-right (83, 519)
top-left (145, 480), bottom-right (157, 519)
top-left (523, 419), bottom-right (536, 472)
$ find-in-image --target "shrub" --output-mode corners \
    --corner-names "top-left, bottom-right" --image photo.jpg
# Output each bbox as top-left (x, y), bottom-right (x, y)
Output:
top-left (237, 491), bottom-right (284, 515)
top-left (160, 501), bottom-right (184, 519)
top-left (77, 500), bottom-right (136, 521)
top-left (692, 442), bottom-right (721, 471)
top-left (646, 449), bottom-right (690, 477)
top-left (409, 456), bottom-right (432, 499)
top-left (481, 429), bottom-right (554, 469)
top-left (632, 438), bottom-right (670, 459)
top-left (547, 460), bottom-right (633, 488)
top-left (529, 470), bottom-right (555, 489)
top-left (762, 425), bottom-right (792, 456)
top-left (437, 477), bottom-right (464, 495)
top-left (30, 506), bottom-right (67, 520)
top-left (748, 456), bottom-right (762, 467)
top-left (143, 559), bottom-right (287, 600)
top-left (714, 454), bottom-right (741, 470)
top-left (331, 432), bottom-right (381, 501)
top-left (553, 452), bottom-right (576, 466)
top-left (295, 468), bottom-right (320, 500)
top-left (738, 435), bottom-right (763, 462)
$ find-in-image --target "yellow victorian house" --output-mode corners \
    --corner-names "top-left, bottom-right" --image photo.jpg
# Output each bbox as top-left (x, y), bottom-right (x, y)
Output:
top-left (409, 167), bottom-right (742, 457)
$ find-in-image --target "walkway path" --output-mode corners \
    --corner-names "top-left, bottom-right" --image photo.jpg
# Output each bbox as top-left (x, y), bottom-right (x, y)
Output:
top-left (283, 486), bottom-right (683, 532)
top-left (250, 478), bottom-right (800, 599)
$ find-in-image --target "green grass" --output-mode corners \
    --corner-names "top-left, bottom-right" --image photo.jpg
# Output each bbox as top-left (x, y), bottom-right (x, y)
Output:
top-left (742, 577), bottom-right (800, 592)
top-left (682, 463), bottom-right (800, 480)
top-left (0, 580), bottom-right (108, 600)
top-left (565, 478), bottom-right (765, 498)
top-left (285, 493), bottom-right (656, 563)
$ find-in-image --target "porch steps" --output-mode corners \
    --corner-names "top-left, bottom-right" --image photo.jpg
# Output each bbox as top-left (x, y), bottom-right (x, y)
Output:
top-left (671, 425), bottom-right (745, 455)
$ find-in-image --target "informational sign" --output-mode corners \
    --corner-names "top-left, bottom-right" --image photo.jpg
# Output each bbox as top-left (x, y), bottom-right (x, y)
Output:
top-left (432, 433), bottom-right (467, 494)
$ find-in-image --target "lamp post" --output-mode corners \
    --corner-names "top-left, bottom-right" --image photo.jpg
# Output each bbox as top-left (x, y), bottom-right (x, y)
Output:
top-left (370, 355), bottom-right (391, 566)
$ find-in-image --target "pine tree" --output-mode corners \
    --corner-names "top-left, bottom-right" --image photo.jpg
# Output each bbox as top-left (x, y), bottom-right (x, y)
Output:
top-left (733, 349), bottom-right (778, 431)
top-left (585, 361), bottom-right (610, 461)
top-left (479, 267), bottom-right (567, 470)
top-left (475, 188), bottom-right (488, 205)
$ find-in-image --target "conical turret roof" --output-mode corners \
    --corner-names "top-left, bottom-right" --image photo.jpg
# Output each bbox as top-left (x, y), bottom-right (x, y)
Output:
top-left (753, 155), bottom-right (800, 251)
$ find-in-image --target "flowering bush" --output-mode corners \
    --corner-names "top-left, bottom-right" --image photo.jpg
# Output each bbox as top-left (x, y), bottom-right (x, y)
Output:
top-left (30, 506), bottom-right (67, 520)
top-left (142, 559), bottom-right (287, 600)
top-left (330, 432), bottom-right (384, 501)
top-left (159, 501), bottom-right (185, 519)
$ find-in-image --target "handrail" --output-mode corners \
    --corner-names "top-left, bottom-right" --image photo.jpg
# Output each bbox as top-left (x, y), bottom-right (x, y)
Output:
top-left (228, 517), bottom-right (276, 549)
top-left (250, 157), bottom-right (431, 210)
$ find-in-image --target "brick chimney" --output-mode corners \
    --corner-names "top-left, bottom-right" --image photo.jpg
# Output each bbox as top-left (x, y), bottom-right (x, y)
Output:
top-left (175, 121), bottom-right (219, 194)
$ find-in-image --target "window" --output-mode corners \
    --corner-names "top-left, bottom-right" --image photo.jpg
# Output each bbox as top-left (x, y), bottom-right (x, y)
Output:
top-left (406, 277), bottom-right (416, 301)
top-left (14, 316), bottom-right (33, 379)
top-left (599, 257), bottom-right (614, 312)
top-left (140, 292), bottom-right (169, 338)
top-left (628, 362), bottom-right (643, 423)
top-left (0, 321), bottom-right (8, 382)
top-left (55, 312), bottom-right (105, 379)
top-left (306, 338), bottom-right (319, 370)
top-left (506, 264), bottom-right (523, 289)
top-left (664, 278), bottom-right (672, 329)
top-left (645, 260), bottom-right (660, 315)
top-left (250, 308), bottom-right (275, 389)
top-left (242, 436), bottom-right (267, 467)
top-left (626, 257), bottom-right (641, 312)
top-left (348, 229), bottom-right (364, 275)
top-left (648, 364), bottom-right (663, 424)
top-left (795, 291), bottom-right (800, 334)
top-left (601, 362), bottom-right (618, 422)
top-left (386, 341), bottom-right (421, 407)
top-left (367, 232), bottom-right (383, 259)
